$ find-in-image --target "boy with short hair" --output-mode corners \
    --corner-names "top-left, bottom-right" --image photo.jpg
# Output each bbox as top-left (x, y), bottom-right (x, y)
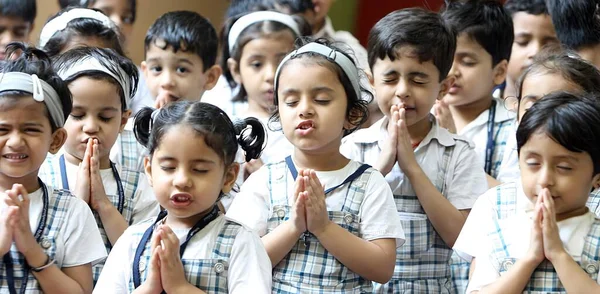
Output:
top-left (0, 0), bottom-right (35, 60)
top-left (440, 0), bottom-right (515, 182)
top-left (546, 0), bottom-right (600, 68)
top-left (341, 8), bottom-right (487, 292)
top-left (141, 11), bottom-right (221, 109)
top-left (503, 0), bottom-right (558, 99)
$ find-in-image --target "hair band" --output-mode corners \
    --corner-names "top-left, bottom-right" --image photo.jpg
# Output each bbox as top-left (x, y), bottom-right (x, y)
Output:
top-left (39, 8), bottom-right (117, 48)
top-left (228, 11), bottom-right (301, 53)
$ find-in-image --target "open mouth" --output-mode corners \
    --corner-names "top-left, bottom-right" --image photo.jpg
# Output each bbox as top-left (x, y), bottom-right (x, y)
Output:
top-left (3, 154), bottom-right (28, 160)
top-left (170, 193), bottom-right (192, 207)
top-left (296, 120), bottom-right (314, 130)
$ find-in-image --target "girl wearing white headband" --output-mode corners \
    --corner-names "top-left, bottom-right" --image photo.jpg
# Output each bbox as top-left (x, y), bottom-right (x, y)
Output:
top-left (0, 43), bottom-right (106, 293)
top-left (226, 38), bottom-right (405, 292)
top-left (38, 47), bottom-right (159, 285)
top-left (216, 10), bottom-right (310, 184)
top-left (40, 7), bottom-right (123, 58)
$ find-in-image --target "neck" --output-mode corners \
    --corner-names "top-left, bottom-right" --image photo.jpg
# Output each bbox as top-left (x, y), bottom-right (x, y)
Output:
top-left (405, 116), bottom-right (433, 145)
top-left (64, 152), bottom-right (111, 169)
top-left (0, 172), bottom-right (41, 193)
top-left (503, 78), bottom-right (516, 100)
top-left (449, 97), bottom-right (493, 133)
top-left (556, 206), bottom-right (589, 222)
top-left (578, 44), bottom-right (600, 69)
top-left (293, 146), bottom-right (349, 171)
top-left (164, 205), bottom-right (216, 229)
top-left (245, 99), bottom-right (271, 119)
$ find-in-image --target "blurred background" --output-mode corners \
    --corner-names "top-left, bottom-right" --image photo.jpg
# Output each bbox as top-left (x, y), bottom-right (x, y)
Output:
top-left (32, 0), bottom-right (447, 65)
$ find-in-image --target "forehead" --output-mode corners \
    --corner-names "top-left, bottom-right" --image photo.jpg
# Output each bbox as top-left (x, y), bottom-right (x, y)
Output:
top-left (146, 42), bottom-right (204, 66)
top-left (455, 34), bottom-right (490, 56)
top-left (90, 0), bottom-right (131, 12)
top-left (0, 16), bottom-right (30, 28)
top-left (68, 77), bottom-right (122, 108)
top-left (521, 72), bottom-right (582, 96)
top-left (278, 59), bottom-right (344, 89)
top-left (0, 96), bottom-right (51, 123)
top-left (154, 125), bottom-right (221, 160)
top-left (241, 33), bottom-right (296, 54)
top-left (372, 46), bottom-right (440, 77)
top-left (512, 12), bottom-right (555, 34)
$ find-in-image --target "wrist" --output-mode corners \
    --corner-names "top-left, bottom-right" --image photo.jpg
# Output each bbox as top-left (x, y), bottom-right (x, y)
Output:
top-left (23, 243), bottom-right (46, 268)
top-left (94, 195), bottom-right (113, 214)
top-left (402, 160), bottom-right (424, 179)
top-left (547, 248), bottom-right (569, 263)
top-left (312, 220), bottom-right (333, 239)
top-left (285, 220), bottom-right (305, 238)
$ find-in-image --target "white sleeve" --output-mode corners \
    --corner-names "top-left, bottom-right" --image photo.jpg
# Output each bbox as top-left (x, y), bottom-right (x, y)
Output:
top-left (61, 197), bottom-right (107, 267)
top-left (130, 174), bottom-right (159, 225)
top-left (227, 227), bottom-right (272, 293)
top-left (225, 167), bottom-right (271, 236)
top-left (93, 228), bottom-right (134, 294)
top-left (446, 143), bottom-right (489, 210)
top-left (496, 133), bottom-right (520, 183)
top-left (465, 246), bottom-right (501, 293)
top-left (359, 170), bottom-right (405, 247)
top-left (339, 136), bottom-right (361, 161)
top-left (453, 191), bottom-right (495, 262)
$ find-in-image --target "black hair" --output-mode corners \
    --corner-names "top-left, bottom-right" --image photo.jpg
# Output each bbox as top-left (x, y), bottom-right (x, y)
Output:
top-left (221, 10), bottom-right (311, 102)
top-left (52, 47), bottom-right (139, 112)
top-left (42, 7), bottom-right (124, 58)
top-left (368, 8), bottom-right (456, 82)
top-left (442, 0), bottom-right (514, 66)
top-left (144, 11), bottom-right (217, 72)
top-left (87, 0), bottom-right (136, 24)
top-left (58, 0), bottom-right (86, 9)
top-left (271, 37), bottom-right (370, 136)
top-left (504, 0), bottom-right (547, 16)
top-left (516, 46), bottom-right (600, 108)
top-left (134, 101), bottom-right (265, 166)
top-left (0, 0), bottom-right (36, 24)
top-left (267, 0), bottom-right (315, 14)
top-left (0, 43), bottom-right (72, 132)
top-left (226, 0), bottom-right (266, 19)
top-left (545, 0), bottom-right (600, 50)
top-left (517, 91), bottom-right (600, 175)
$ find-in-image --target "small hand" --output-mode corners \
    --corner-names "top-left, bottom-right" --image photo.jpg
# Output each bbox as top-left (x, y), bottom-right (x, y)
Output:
top-left (0, 202), bottom-right (17, 255)
top-left (395, 107), bottom-right (419, 172)
top-left (157, 225), bottom-right (189, 293)
top-left (290, 171), bottom-right (307, 234)
top-left (6, 185), bottom-right (37, 256)
top-left (433, 99), bottom-right (456, 133)
top-left (89, 139), bottom-right (110, 211)
top-left (375, 105), bottom-right (399, 175)
top-left (138, 230), bottom-right (164, 294)
top-left (74, 139), bottom-right (93, 204)
top-left (527, 195), bottom-right (545, 265)
top-left (154, 92), bottom-right (179, 109)
top-left (540, 189), bottom-right (566, 262)
top-left (304, 170), bottom-right (330, 237)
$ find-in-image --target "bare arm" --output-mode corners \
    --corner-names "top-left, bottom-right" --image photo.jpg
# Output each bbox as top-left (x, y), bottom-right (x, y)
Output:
top-left (315, 222), bottom-right (396, 283)
top-left (261, 221), bottom-right (303, 267)
top-left (26, 244), bottom-right (92, 294)
top-left (476, 256), bottom-right (538, 294)
top-left (96, 201), bottom-right (128, 246)
top-left (551, 251), bottom-right (600, 293)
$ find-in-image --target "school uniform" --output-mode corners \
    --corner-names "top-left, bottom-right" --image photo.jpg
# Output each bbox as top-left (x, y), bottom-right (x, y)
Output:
top-left (496, 119), bottom-right (519, 183)
top-left (110, 125), bottom-right (147, 173)
top-left (458, 182), bottom-right (600, 293)
top-left (93, 213), bottom-right (272, 293)
top-left (226, 158), bottom-right (405, 292)
top-left (458, 98), bottom-right (515, 179)
top-left (0, 183), bottom-right (107, 293)
top-left (39, 150), bottom-right (159, 284)
top-left (340, 116), bottom-right (488, 293)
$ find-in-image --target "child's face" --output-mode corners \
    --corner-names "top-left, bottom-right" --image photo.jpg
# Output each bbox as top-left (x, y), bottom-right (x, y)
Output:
top-left (312, 0), bottom-right (334, 25)
top-left (277, 59), bottom-right (349, 153)
top-left (0, 98), bottom-right (64, 182)
top-left (144, 125), bottom-right (237, 227)
top-left (89, 0), bottom-right (134, 46)
top-left (0, 16), bottom-right (32, 60)
top-left (507, 12), bottom-right (558, 84)
top-left (142, 42), bottom-right (219, 104)
top-left (444, 34), bottom-right (506, 107)
top-left (517, 72), bottom-right (581, 120)
top-left (63, 77), bottom-right (129, 166)
top-left (519, 131), bottom-right (600, 220)
top-left (371, 46), bottom-right (450, 127)
top-left (229, 32), bottom-right (295, 116)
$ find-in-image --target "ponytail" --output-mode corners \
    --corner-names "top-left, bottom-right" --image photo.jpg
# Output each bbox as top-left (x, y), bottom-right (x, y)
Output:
top-left (234, 117), bottom-right (266, 162)
top-left (133, 106), bottom-right (154, 149)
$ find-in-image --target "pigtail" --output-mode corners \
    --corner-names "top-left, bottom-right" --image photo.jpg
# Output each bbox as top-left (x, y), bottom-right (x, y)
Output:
top-left (4, 43), bottom-right (52, 74)
top-left (133, 106), bottom-right (155, 149)
top-left (234, 117), bottom-right (265, 162)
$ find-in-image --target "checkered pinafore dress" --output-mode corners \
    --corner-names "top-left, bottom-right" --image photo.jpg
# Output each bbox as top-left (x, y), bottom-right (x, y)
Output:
top-left (38, 152), bottom-right (141, 284)
top-left (267, 160), bottom-right (374, 293)
top-left (128, 217), bottom-right (242, 293)
top-left (373, 146), bottom-right (456, 293)
top-left (486, 183), bottom-right (600, 293)
top-left (0, 186), bottom-right (73, 293)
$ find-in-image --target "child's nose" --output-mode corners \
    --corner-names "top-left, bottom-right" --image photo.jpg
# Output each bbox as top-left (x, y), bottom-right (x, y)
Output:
top-left (173, 170), bottom-right (192, 189)
top-left (160, 70), bottom-right (176, 88)
top-left (82, 117), bottom-right (100, 133)
top-left (6, 132), bottom-right (25, 149)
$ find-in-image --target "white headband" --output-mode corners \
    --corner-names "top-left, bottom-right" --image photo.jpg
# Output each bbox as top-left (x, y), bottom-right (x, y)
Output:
top-left (57, 56), bottom-right (133, 109)
top-left (275, 43), bottom-right (361, 99)
top-left (228, 11), bottom-right (301, 53)
top-left (0, 72), bottom-right (65, 127)
top-left (39, 8), bottom-right (117, 48)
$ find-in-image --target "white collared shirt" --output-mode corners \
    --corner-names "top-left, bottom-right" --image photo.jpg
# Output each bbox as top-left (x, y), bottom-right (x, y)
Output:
top-left (341, 116), bottom-right (488, 210)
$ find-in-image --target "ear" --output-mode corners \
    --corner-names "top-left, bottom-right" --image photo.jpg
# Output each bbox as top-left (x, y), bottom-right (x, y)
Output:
top-left (119, 109), bottom-right (132, 132)
top-left (492, 59), bottom-right (508, 86)
top-left (141, 61), bottom-right (149, 80)
top-left (227, 58), bottom-right (242, 84)
top-left (143, 156), bottom-right (153, 187)
top-left (437, 75), bottom-right (455, 101)
top-left (48, 128), bottom-right (67, 154)
top-left (222, 162), bottom-right (240, 194)
top-left (203, 65), bottom-right (223, 91)
top-left (366, 71), bottom-right (375, 88)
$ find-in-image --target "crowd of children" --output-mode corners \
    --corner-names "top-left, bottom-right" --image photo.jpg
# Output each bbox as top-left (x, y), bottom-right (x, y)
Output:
top-left (0, 0), bottom-right (600, 293)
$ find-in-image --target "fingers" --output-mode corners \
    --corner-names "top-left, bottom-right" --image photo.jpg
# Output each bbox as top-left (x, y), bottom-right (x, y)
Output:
top-left (157, 225), bottom-right (179, 256)
top-left (293, 174), bottom-right (305, 203)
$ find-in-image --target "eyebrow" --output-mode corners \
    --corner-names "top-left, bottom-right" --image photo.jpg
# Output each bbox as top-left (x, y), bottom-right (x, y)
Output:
top-left (523, 151), bottom-right (580, 162)
top-left (72, 106), bottom-right (120, 112)
top-left (381, 69), bottom-right (429, 79)
top-left (456, 51), bottom-right (477, 59)
top-left (157, 157), bottom-right (217, 164)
